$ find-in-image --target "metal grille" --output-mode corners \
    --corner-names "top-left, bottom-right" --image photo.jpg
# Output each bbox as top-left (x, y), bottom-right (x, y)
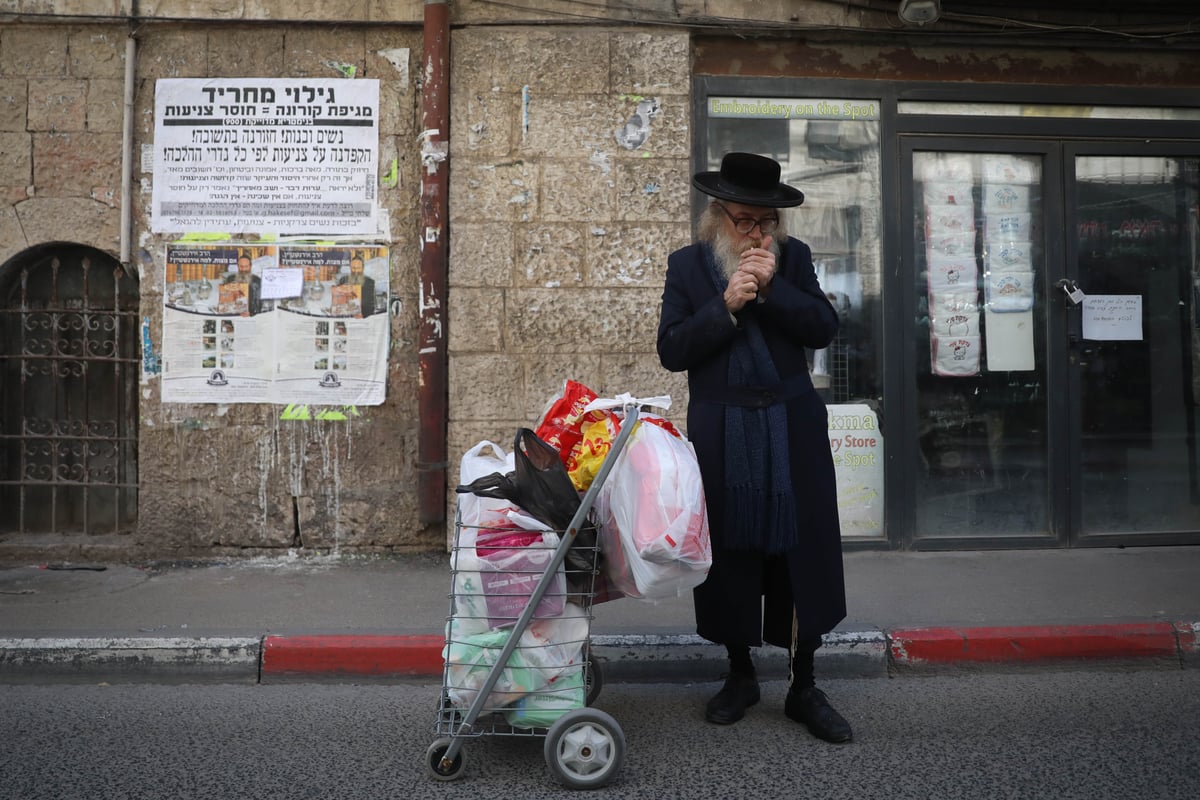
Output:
top-left (0, 248), bottom-right (140, 535)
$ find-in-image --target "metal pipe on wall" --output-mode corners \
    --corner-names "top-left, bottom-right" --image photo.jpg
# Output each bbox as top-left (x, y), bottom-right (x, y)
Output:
top-left (119, 28), bottom-right (137, 268)
top-left (417, 0), bottom-right (450, 525)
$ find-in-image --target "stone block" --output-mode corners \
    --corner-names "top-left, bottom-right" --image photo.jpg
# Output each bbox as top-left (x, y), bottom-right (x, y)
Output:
top-left (206, 28), bottom-right (286, 77)
top-left (365, 0), bottom-right (423, 23)
top-left (0, 78), bottom-right (26, 131)
top-left (482, 30), bottom-right (609, 95)
top-left (0, 131), bottom-right (31, 184)
top-left (597, 353), bottom-right (685, 406)
top-left (450, 87), bottom-right (514, 158)
top-left (539, 159), bottom-right (612, 223)
top-left (240, 0), bottom-right (364, 21)
top-left (449, 222), bottom-right (514, 288)
top-left (32, 131), bottom-right (121, 194)
top-left (136, 29), bottom-right (206, 79)
top-left (586, 222), bottom-right (687, 288)
top-left (449, 157), bottom-right (538, 223)
top-left (376, 80), bottom-right (415, 137)
top-left (0, 27), bottom-right (69, 77)
top-left (515, 223), bottom-right (585, 288)
top-left (0, 205), bottom-right (27, 265)
top-left (520, 94), bottom-right (622, 161)
top-left (26, 79), bottom-right (87, 131)
top-left (364, 30), bottom-right (419, 81)
top-left (448, 287), bottom-right (504, 353)
top-left (610, 32), bottom-right (690, 96)
top-left (449, 352), bottom-right (525, 422)
top-left (612, 158), bottom-right (690, 222)
top-left (137, 0), bottom-right (242, 20)
top-left (283, 28), bottom-right (367, 78)
top-left (15, 197), bottom-right (120, 253)
top-left (86, 78), bottom-right (124, 133)
top-left (505, 287), bottom-right (660, 355)
top-left (521, 354), bottom-right (603, 423)
top-left (68, 27), bottom-right (127, 79)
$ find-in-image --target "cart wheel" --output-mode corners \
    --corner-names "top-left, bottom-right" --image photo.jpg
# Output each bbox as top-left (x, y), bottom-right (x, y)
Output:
top-left (543, 708), bottom-right (625, 789)
top-left (584, 656), bottom-right (604, 706)
top-left (425, 738), bottom-right (466, 781)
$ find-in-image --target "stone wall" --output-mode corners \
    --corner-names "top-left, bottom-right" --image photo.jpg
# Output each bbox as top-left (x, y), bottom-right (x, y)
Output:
top-left (445, 26), bottom-right (694, 540)
top-left (0, 19), bottom-right (430, 558)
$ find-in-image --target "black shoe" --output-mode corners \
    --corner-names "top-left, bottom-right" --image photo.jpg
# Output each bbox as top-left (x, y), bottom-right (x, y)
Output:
top-left (705, 671), bottom-right (760, 725)
top-left (785, 686), bottom-right (853, 743)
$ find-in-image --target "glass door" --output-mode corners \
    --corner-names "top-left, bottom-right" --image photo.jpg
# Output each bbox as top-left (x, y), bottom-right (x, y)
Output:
top-left (1067, 152), bottom-right (1200, 542)
top-left (905, 143), bottom-right (1061, 545)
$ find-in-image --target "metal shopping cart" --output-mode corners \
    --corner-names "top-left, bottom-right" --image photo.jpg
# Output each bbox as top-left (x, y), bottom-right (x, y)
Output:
top-left (426, 404), bottom-right (639, 790)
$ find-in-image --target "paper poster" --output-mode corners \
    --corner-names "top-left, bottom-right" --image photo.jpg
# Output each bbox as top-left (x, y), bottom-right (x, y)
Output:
top-left (1082, 295), bottom-right (1143, 341)
top-left (160, 243), bottom-right (389, 405)
top-left (984, 309), bottom-right (1036, 371)
top-left (827, 404), bottom-right (884, 539)
top-left (151, 78), bottom-right (379, 235)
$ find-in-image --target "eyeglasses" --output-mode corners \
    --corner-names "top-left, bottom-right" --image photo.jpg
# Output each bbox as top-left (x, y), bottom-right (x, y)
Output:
top-left (715, 203), bottom-right (779, 236)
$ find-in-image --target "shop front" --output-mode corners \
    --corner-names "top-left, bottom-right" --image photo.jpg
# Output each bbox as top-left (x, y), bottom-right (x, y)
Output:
top-left (694, 75), bottom-right (1200, 550)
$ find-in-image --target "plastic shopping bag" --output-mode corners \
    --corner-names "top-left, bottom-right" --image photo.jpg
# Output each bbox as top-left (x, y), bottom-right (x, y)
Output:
top-left (457, 428), bottom-right (599, 583)
top-left (456, 440), bottom-right (516, 530)
top-left (594, 413), bottom-right (711, 600)
top-left (535, 379), bottom-right (606, 470)
top-left (474, 523), bottom-right (566, 628)
top-left (444, 602), bottom-right (589, 710)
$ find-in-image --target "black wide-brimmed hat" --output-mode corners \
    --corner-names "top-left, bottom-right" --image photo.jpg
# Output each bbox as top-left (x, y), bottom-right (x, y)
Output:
top-left (691, 152), bottom-right (804, 208)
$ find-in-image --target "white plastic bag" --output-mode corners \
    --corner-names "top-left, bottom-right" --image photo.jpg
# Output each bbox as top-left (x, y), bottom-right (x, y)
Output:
top-left (592, 412), bottom-right (712, 600)
top-left (457, 440), bottom-right (516, 529)
top-left (445, 602), bottom-right (589, 710)
top-left (450, 440), bottom-right (521, 637)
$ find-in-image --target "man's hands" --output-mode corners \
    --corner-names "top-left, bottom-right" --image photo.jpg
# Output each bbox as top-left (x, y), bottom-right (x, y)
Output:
top-left (723, 236), bottom-right (776, 313)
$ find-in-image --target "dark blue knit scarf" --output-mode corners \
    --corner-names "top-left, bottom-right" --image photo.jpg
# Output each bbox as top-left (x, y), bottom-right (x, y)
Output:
top-left (704, 244), bottom-right (799, 553)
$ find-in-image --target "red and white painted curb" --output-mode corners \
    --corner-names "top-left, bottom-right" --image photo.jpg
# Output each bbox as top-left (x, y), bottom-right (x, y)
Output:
top-left (2, 623), bottom-right (1197, 682)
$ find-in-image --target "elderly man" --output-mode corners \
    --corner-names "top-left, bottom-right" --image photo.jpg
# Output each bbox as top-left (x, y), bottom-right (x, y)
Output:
top-left (657, 152), bottom-right (851, 743)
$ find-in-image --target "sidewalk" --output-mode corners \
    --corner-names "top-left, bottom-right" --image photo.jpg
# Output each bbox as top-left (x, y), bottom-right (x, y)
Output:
top-left (1, 546), bottom-right (1198, 683)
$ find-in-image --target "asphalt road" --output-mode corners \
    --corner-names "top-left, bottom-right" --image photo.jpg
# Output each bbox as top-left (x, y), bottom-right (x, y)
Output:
top-left (2, 670), bottom-right (1197, 799)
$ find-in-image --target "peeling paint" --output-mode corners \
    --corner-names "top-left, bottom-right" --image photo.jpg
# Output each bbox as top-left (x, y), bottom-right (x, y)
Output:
top-left (589, 149), bottom-right (612, 174)
top-left (376, 48), bottom-right (410, 86)
top-left (419, 129), bottom-right (446, 174)
top-left (141, 316), bottom-right (161, 378)
top-left (521, 85), bottom-right (531, 141)
top-left (380, 158), bottom-right (398, 189)
top-left (279, 404), bottom-right (362, 421)
top-left (324, 61), bottom-right (357, 79)
top-left (469, 121), bottom-right (487, 148)
top-left (615, 97), bottom-right (660, 150)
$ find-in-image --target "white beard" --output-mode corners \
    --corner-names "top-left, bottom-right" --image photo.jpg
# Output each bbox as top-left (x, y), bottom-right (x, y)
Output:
top-left (711, 231), bottom-right (781, 280)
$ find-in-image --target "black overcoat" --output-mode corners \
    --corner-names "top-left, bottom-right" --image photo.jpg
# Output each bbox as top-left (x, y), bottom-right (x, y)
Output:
top-left (657, 237), bottom-right (847, 648)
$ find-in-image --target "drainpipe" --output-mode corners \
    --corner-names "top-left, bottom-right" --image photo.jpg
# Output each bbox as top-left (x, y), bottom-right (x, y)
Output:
top-left (417, 0), bottom-right (450, 525)
top-left (119, 23), bottom-right (137, 268)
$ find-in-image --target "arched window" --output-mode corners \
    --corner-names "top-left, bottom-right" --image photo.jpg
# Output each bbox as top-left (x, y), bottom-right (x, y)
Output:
top-left (0, 245), bottom-right (139, 535)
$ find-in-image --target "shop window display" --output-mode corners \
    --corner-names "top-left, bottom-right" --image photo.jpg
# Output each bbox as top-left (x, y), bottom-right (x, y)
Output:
top-left (912, 152), bottom-right (1048, 538)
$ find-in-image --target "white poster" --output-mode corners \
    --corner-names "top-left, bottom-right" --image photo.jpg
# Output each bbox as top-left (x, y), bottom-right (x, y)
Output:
top-left (161, 243), bottom-right (389, 405)
top-left (151, 78), bottom-right (379, 235)
top-left (827, 403), bottom-right (884, 539)
top-left (1082, 294), bottom-right (1143, 341)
